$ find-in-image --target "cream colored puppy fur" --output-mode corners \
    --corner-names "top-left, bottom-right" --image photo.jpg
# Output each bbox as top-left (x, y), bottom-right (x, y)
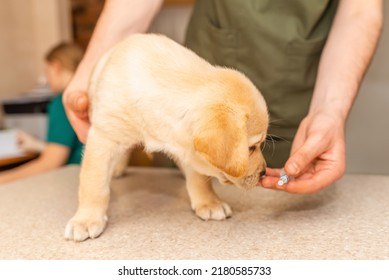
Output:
top-left (65, 34), bottom-right (268, 242)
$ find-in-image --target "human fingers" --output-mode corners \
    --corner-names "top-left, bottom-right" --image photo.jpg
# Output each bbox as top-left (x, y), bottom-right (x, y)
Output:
top-left (258, 167), bottom-right (281, 187)
top-left (16, 134), bottom-right (25, 149)
top-left (285, 134), bottom-right (327, 177)
top-left (63, 92), bottom-right (90, 143)
top-left (64, 91), bottom-right (89, 119)
top-left (15, 130), bottom-right (24, 144)
top-left (16, 131), bottom-right (32, 147)
top-left (264, 167), bottom-right (281, 177)
top-left (280, 167), bottom-right (342, 194)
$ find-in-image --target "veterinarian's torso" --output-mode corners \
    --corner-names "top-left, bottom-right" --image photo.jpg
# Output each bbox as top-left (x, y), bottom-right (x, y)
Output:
top-left (185, 0), bottom-right (338, 167)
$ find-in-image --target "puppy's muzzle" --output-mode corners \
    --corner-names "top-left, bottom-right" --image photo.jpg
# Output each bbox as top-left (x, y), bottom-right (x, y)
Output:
top-left (243, 173), bottom-right (260, 189)
top-left (243, 168), bottom-right (266, 189)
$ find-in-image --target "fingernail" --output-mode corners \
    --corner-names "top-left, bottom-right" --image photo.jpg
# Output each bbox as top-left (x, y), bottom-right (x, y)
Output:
top-left (287, 162), bottom-right (299, 175)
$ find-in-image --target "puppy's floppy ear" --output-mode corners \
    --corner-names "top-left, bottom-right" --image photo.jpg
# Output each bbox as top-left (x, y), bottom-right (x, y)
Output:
top-left (193, 104), bottom-right (249, 178)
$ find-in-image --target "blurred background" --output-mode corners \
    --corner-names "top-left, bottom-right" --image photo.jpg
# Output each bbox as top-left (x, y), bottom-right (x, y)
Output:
top-left (0, 0), bottom-right (387, 174)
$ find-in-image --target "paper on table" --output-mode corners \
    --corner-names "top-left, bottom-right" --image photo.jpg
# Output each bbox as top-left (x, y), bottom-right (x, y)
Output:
top-left (0, 129), bottom-right (25, 159)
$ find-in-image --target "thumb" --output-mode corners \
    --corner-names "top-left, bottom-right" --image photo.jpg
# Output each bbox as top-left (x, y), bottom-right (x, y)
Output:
top-left (285, 135), bottom-right (326, 176)
top-left (75, 93), bottom-right (89, 113)
top-left (63, 91), bottom-right (89, 119)
top-left (70, 91), bottom-right (88, 112)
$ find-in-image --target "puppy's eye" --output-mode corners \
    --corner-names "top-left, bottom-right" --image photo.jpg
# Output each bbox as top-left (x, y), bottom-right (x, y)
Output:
top-left (249, 146), bottom-right (256, 154)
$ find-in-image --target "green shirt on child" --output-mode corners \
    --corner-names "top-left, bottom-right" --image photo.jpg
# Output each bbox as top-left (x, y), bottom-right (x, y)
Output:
top-left (46, 94), bottom-right (83, 164)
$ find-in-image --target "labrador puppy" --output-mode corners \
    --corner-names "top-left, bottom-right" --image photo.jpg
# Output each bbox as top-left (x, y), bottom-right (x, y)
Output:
top-left (65, 34), bottom-right (268, 242)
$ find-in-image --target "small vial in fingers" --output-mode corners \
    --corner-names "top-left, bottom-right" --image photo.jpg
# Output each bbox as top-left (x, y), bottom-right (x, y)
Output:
top-left (277, 168), bottom-right (290, 187)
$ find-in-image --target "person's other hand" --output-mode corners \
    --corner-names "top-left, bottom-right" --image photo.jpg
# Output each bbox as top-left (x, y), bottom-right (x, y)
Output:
top-left (259, 110), bottom-right (346, 194)
top-left (62, 90), bottom-right (90, 143)
top-left (16, 130), bottom-right (45, 153)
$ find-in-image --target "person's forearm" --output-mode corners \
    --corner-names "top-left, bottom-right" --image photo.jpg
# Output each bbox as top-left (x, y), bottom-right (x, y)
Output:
top-left (0, 158), bottom-right (59, 185)
top-left (0, 144), bottom-right (70, 185)
top-left (309, 0), bottom-right (383, 122)
top-left (67, 0), bottom-right (163, 92)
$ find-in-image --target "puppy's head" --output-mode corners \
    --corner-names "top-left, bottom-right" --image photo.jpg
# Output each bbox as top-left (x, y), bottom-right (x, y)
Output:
top-left (192, 69), bottom-right (268, 190)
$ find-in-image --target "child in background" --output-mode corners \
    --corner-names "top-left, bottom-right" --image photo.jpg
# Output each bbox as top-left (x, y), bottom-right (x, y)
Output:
top-left (0, 43), bottom-right (84, 184)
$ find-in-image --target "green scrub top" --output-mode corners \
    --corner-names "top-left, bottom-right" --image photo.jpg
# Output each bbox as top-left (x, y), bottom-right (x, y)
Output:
top-left (46, 94), bottom-right (84, 164)
top-left (185, 0), bottom-right (338, 167)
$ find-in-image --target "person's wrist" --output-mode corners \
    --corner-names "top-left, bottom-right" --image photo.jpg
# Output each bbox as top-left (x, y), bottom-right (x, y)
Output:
top-left (309, 87), bottom-right (355, 123)
top-left (64, 56), bottom-right (93, 96)
top-left (307, 102), bottom-right (348, 129)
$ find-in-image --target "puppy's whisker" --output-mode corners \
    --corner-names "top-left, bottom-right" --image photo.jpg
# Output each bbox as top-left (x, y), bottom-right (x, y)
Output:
top-left (268, 118), bottom-right (287, 125)
top-left (267, 134), bottom-right (290, 144)
top-left (262, 139), bottom-right (271, 152)
top-left (271, 119), bottom-right (286, 122)
top-left (266, 134), bottom-right (276, 156)
top-left (264, 133), bottom-right (292, 156)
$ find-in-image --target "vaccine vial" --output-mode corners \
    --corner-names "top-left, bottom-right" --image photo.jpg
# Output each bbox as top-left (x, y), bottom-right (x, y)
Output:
top-left (277, 168), bottom-right (290, 187)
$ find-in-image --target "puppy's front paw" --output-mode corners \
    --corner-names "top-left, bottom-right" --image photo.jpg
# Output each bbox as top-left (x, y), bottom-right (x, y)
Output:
top-left (194, 201), bottom-right (232, 221)
top-left (64, 211), bottom-right (107, 242)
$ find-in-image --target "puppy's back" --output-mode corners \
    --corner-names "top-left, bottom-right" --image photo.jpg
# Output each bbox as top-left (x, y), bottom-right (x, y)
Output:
top-left (91, 34), bottom-right (211, 91)
top-left (89, 35), bottom-right (213, 123)
top-left (88, 34), bottom-right (265, 147)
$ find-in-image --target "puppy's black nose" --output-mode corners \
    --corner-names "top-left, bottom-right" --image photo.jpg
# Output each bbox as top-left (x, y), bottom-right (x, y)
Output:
top-left (259, 169), bottom-right (266, 177)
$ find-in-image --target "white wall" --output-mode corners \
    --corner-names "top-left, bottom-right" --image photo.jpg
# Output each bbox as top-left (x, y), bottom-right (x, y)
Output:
top-left (345, 3), bottom-right (389, 175)
top-left (0, 0), bottom-right (71, 124)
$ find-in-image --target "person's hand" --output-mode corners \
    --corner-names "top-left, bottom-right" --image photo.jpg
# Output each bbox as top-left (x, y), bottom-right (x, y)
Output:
top-left (16, 130), bottom-right (45, 153)
top-left (62, 90), bottom-right (90, 143)
top-left (259, 110), bottom-right (346, 194)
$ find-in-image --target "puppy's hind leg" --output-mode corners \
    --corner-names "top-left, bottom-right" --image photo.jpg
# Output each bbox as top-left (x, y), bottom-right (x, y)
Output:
top-left (181, 163), bottom-right (232, 221)
top-left (112, 149), bottom-right (131, 178)
top-left (65, 127), bottom-right (127, 242)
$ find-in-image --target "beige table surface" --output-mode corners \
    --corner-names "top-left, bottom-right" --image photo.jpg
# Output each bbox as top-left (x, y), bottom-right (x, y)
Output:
top-left (0, 165), bottom-right (388, 259)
